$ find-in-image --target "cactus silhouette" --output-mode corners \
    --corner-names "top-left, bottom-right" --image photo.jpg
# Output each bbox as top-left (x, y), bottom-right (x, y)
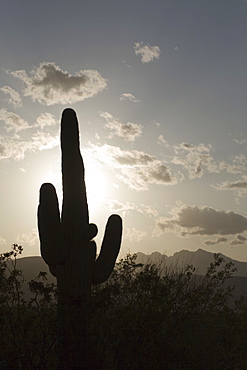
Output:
top-left (38, 108), bottom-right (122, 368)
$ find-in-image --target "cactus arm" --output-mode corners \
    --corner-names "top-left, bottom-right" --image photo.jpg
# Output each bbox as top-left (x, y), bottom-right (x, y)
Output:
top-left (93, 214), bottom-right (122, 284)
top-left (38, 183), bottom-right (65, 267)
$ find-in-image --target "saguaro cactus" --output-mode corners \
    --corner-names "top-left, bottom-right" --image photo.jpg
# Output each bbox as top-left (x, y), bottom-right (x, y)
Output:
top-left (38, 108), bottom-right (122, 368)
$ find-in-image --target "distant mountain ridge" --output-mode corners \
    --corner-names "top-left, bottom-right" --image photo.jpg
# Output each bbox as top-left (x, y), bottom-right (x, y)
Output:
top-left (10, 249), bottom-right (247, 299)
top-left (13, 248), bottom-right (247, 280)
top-left (136, 248), bottom-right (247, 277)
top-left (135, 249), bottom-right (247, 300)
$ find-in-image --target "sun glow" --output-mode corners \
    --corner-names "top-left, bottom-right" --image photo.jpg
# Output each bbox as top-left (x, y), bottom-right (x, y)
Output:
top-left (36, 153), bottom-right (110, 217)
top-left (84, 164), bottom-right (109, 215)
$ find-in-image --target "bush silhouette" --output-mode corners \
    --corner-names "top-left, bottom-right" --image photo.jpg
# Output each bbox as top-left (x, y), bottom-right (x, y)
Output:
top-left (1, 246), bottom-right (247, 369)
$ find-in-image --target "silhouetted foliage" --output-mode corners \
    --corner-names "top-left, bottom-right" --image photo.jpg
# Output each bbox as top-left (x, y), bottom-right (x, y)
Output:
top-left (0, 245), bottom-right (57, 369)
top-left (1, 246), bottom-right (247, 369)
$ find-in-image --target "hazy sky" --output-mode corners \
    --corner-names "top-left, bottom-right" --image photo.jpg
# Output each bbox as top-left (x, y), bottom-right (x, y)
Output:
top-left (1, 0), bottom-right (247, 261)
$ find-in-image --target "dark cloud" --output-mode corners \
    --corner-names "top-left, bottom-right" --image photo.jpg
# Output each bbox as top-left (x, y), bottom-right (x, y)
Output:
top-left (229, 235), bottom-right (247, 246)
top-left (156, 204), bottom-right (247, 237)
top-left (11, 62), bottom-right (107, 105)
top-left (203, 237), bottom-right (228, 246)
top-left (213, 179), bottom-right (247, 199)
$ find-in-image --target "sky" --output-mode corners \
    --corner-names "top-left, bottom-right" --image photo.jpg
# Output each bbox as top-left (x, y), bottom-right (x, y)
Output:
top-left (1, 0), bottom-right (247, 262)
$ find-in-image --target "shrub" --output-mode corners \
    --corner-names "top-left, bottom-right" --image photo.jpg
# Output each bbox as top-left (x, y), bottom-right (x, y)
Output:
top-left (0, 247), bottom-right (247, 369)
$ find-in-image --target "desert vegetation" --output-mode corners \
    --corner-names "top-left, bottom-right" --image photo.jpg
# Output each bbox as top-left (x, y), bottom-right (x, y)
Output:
top-left (1, 244), bottom-right (247, 369)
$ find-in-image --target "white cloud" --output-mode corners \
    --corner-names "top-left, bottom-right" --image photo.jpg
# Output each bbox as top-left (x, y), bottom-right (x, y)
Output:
top-left (0, 236), bottom-right (6, 245)
top-left (124, 227), bottom-right (147, 242)
top-left (120, 93), bottom-right (140, 103)
top-left (218, 155), bottom-right (247, 175)
top-left (11, 62), bottom-right (107, 105)
top-left (234, 138), bottom-right (246, 145)
top-left (157, 134), bottom-right (169, 148)
top-left (151, 121), bottom-right (160, 127)
top-left (0, 86), bottom-right (22, 108)
top-left (0, 131), bottom-right (59, 161)
top-left (155, 204), bottom-right (247, 237)
top-left (35, 112), bottom-right (57, 129)
top-left (134, 42), bottom-right (161, 63)
top-left (108, 199), bottom-right (158, 217)
top-left (108, 199), bottom-right (139, 216)
top-left (122, 60), bottom-right (133, 68)
top-left (15, 230), bottom-right (38, 246)
top-left (100, 111), bottom-right (143, 141)
top-left (87, 143), bottom-right (177, 190)
top-left (31, 131), bottom-right (59, 151)
top-left (0, 109), bottom-right (29, 131)
top-left (140, 204), bottom-right (159, 217)
top-left (172, 142), bottom-right (218, 179)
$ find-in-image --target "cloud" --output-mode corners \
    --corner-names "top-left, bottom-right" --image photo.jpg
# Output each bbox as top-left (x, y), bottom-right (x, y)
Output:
top-left (0, 109), bottom-right (57, 132)
top-left (11, 62), bottom-right (107, 105)
top-left (124, 228), bottom-right (147, 242)
top-left (151, 121), bottom-right (160, 127)
top-left (155, 204), bottom-right (247, 237)
top-left (157, 134), bottom-right (169, 148)
top-left (0, 236), bottom-right (6, 245)
top-left (120, 93), bottom-right (140, 103)
top-left (86, 143), bottom-right (177, 190)
top-left (15, 230), bottom-right (38, 246)
top-left (31, 131), bottom-right (59, 151)
top-left (108, 199), bottom-right (158, 217)
top-left (0, 86), bottom-right (22, 108)
top-left (213, 179), bottom-right (247, 199)
top-left (234, 139), bottom-right (246, 145)
top-left (35, 112), bottom-right (57, 129)
top-left (140, 204), bottom-right (159, 217)
top-left (218, 155), bottom-right (247, 174)
top-left (118, 164), bottom-right (173, 191)
top-left (0, 131), bottom-right (59, 161)
top-left (134, 42), bottom-right (161, 63)
top-left (100, 112), bottom-right (143, 141)
top-left (108, 199), bottom-right (139, 216)
top-left (229, 235), bottom-right (247, 246)
top-left (172, 142), bottom-right (218, 179)
top-left (203, 237), bottom-right (228, 246)
top-left (122, 60), bottom-right (133, 68)
top-left (0, 109), bottom-right (29, 131)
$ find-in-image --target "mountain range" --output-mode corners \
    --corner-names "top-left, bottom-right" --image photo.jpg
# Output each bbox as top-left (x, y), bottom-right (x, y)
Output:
top-left (10, 249), bottom-right (247, 300)
top-left (136, 248), bottom-right (247, 277)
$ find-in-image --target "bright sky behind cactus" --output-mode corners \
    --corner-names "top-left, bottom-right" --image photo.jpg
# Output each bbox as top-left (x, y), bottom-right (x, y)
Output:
top-left (1, 0), bottom-right (247, 261)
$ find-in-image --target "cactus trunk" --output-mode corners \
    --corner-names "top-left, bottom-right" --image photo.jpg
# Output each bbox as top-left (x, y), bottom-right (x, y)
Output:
top-left (38, 108), bottom-right (122, 368)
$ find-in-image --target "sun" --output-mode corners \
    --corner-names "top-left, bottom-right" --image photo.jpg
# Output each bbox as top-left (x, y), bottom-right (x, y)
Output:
top-left (84, 164), bottom-right (109, 215)
top-left (36, 153), bottom-right (109, 218)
